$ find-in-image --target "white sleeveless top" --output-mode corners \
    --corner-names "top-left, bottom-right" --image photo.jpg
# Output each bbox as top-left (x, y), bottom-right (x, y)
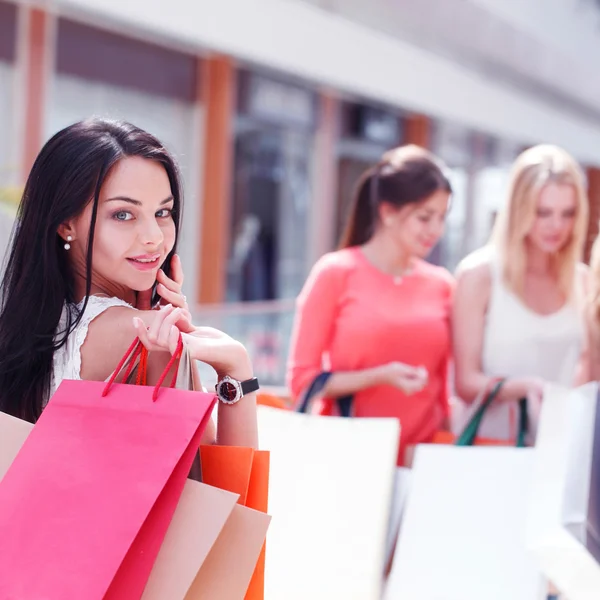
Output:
top-left (48, 296), bottom-right (132, 404)
top-left (478, 252), bottom-right (584, 440)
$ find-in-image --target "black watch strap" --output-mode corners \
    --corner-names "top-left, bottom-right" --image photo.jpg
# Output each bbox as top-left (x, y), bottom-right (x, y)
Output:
top-left (240, 377), bottom-right (260, 396)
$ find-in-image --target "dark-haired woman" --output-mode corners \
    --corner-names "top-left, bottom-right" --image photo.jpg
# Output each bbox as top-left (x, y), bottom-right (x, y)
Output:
top-left (0, 118), bottom-right (257, 448)
top-left (287, 145), bottom-right (453, 465)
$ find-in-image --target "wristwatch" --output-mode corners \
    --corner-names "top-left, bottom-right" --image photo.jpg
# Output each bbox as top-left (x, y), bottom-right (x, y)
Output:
top-left (215, 375), bottom-right (260, 405)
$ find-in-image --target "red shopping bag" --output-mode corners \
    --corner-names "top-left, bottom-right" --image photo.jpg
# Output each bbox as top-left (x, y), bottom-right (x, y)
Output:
top-left (0, 336), bottom-right (216, 600)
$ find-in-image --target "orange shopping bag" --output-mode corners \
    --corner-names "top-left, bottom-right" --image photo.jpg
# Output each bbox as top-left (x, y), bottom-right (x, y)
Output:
top-left (199, 445), bottom-right (270, 600)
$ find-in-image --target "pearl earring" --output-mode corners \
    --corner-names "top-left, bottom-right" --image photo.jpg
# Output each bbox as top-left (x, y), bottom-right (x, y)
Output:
top-left (64, 235), bottom-right (73, 251)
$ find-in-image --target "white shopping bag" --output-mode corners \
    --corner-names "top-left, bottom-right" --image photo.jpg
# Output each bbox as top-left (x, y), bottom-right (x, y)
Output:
top-left (383, 467), bottom-right (412, 572)
top-left (385, 445), bottom-right (546, 600)
top-left (527, 383), bottom-right (600, 599)
top-left (257, 406), bottom-right (399, 600)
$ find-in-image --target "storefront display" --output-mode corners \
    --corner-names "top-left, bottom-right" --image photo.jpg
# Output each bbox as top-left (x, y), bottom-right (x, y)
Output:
top-left (335, 101), bottom-right (403, 246)
top-left (228, 70), bottom-right (317, 302)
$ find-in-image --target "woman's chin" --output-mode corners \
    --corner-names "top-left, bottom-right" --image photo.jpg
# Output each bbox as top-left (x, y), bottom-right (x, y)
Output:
top-left (123, 272), bottom-right (158, 292)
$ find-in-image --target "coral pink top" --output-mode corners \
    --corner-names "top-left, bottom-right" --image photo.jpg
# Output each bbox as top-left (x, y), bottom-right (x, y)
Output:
top-left (287, 247), bottom-right (454, 465)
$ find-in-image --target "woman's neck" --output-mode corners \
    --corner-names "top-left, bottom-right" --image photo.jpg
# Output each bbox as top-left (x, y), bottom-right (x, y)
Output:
top-left (524, 241), bottom-right (553, 276)
top-left (72, 271), bottom-right (137, 305)
top-left (361, 233), bottom-right (413, 276)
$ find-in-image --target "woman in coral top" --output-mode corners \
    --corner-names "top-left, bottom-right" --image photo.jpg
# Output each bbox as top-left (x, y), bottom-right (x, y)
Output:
top-left (287, 145), bottom-right (454, 465)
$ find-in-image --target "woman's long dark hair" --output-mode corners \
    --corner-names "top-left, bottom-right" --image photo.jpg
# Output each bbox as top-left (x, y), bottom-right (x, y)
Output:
top-left (0, 119), bottom-right (183, 422)
top-left (339, 144), bottom-right (452, 248)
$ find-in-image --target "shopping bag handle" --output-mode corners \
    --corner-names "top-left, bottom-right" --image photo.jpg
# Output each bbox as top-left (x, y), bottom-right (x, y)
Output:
top-left (455, 378), bottom-right (528, 447)
top-left (102, 335), bottom-right (184, 401)
top-left (296, 372), bottom-right (353, 417)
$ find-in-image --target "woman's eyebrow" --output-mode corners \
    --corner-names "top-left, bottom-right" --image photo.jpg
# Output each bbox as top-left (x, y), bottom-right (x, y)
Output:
top-left (104, 195), bottom-right (174, 206)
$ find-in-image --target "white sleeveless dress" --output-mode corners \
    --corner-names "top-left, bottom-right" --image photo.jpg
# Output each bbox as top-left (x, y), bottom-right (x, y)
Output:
top-left (48, 296), bottom-right (132, 404)
top-left (477, 253), bottom-right (584, 441)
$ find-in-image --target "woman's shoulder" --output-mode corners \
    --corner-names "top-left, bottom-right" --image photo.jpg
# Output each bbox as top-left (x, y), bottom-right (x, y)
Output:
top-left (313, 247), bottom-right (361, 271)
top-left (307, 248), bottom-right (362, 282)
top-left (415, 259), bottom-right (454, 288)
top-left (50, 296), bottom-right (135, 401)
top-left (454, 246), bottom-right (495, 286)
top-left (79, 295), bottom-right (133, 316)
top-left (56, 296), bottom-right (132, 337)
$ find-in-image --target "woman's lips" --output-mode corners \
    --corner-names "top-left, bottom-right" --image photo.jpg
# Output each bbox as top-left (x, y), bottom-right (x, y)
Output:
top-left (126, 254), bottom-right (161, 271)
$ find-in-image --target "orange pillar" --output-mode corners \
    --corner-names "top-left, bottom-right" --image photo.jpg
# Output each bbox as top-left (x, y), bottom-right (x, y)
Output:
top-left (309, 91), bottom-right (339, 264)
top-left (20, 7), bottom-right (50, 183)
top-left (198, 56), bottom-right (235, 304)
top-left (585, 167), bottom-right (600, 263)
top-left (404, 114), bottom-right (431, 148)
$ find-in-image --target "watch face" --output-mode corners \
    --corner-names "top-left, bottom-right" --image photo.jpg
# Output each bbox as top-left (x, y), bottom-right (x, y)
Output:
top-left (219, 380), bottom-right (238, 403)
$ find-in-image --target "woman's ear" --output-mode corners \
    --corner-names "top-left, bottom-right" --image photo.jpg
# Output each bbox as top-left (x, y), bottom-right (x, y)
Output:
top-left (57, 222), bottom-right (76, 243)
top-left (378, 201), bottom-right (397, 227)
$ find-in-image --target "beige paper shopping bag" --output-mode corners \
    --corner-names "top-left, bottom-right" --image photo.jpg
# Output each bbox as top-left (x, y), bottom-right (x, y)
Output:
top-left (141, 482), bottom-right (240, 600)
top-left (0, 411), bottom-right (31, 477)
top-left (185, 505), bottom-right (272, 599)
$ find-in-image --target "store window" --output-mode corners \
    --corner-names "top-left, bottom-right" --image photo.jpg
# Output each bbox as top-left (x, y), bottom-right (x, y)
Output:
top-left (48, 19), bottom-right (202, 301)
top-left (432, 121), bottom-right (476, 270)
top-left (433, 121), bottom-right (520, 270)
top-left (335, 102), bottom-right (403, 246)
top-left (471, 137), bottom-right (520, 249)
top-left (227, 70), bottom-right (317, 302)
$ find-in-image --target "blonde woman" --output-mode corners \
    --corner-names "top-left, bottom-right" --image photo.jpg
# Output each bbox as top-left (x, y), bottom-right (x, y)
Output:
top-left (453, 145), bottom-right (589, 443)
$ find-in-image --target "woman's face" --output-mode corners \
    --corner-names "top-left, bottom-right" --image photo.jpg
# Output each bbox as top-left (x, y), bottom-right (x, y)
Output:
top-left (527, 182), bottom-right (577, 254)
top-left (382, 189), bottom-right (450, 259)
top-left (68, 156), bottom-right (176, 295)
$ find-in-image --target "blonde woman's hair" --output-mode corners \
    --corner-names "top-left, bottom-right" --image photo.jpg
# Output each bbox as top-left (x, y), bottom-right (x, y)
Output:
top-left (490, 144), bottom-right (588, 299)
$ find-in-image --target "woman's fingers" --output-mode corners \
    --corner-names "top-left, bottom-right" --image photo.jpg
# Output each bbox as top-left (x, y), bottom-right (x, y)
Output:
top-left (157, 268), bottom-right (182, 293)
top-left (147, 304), bottom-right (174, 344)
top-left (157, 264), bottom-right (188, 312)
top-left (133, 306), bottom-right (181, 355)
top-left (157, 283), bottom-right (184, 306)
top-left (157, 308), bottom-right (182, 349)
top-left (171, 253), bottom-right (185, 287)
top-left (133, 317), bottom-right (153, 351)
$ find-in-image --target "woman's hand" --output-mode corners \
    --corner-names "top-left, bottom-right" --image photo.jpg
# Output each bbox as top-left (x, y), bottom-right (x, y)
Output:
top-left (375, 362), bottom-right (428, 395)
top-left (136, 254), bottom-right (194, 333)
top-left (156, 254), bottom-right (188, 310)
top-left (133, 304), bottom-right (188, 355)
top-left (133, 305), bottom-right (252, 380)
top-left (501, 376), bottom-right (544, 404)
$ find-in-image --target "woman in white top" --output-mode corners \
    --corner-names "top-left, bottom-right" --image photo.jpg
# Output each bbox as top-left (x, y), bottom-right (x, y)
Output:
top-left (453, 144), bottom-right (589, 442)
top-left (0, 119), bottom-right (257, 449)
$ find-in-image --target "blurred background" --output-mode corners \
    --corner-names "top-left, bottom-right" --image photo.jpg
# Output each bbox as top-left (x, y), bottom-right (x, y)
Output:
top-left (2, 0), bottom-right (600, 391)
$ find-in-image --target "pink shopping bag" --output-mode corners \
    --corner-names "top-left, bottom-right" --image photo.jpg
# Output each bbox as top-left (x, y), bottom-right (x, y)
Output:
top-left (0, 336), bottom-right (216, 600)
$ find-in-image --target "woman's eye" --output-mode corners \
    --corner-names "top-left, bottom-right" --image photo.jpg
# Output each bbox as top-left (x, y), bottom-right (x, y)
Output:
top-left (113, 211), bottom-right (133, 221)
top-left (156, 208), bottom-right (173, 218)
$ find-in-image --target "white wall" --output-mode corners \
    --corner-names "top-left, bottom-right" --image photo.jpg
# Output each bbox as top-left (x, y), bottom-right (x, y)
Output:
top-left (43, 0), bottom-right (600, 165)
